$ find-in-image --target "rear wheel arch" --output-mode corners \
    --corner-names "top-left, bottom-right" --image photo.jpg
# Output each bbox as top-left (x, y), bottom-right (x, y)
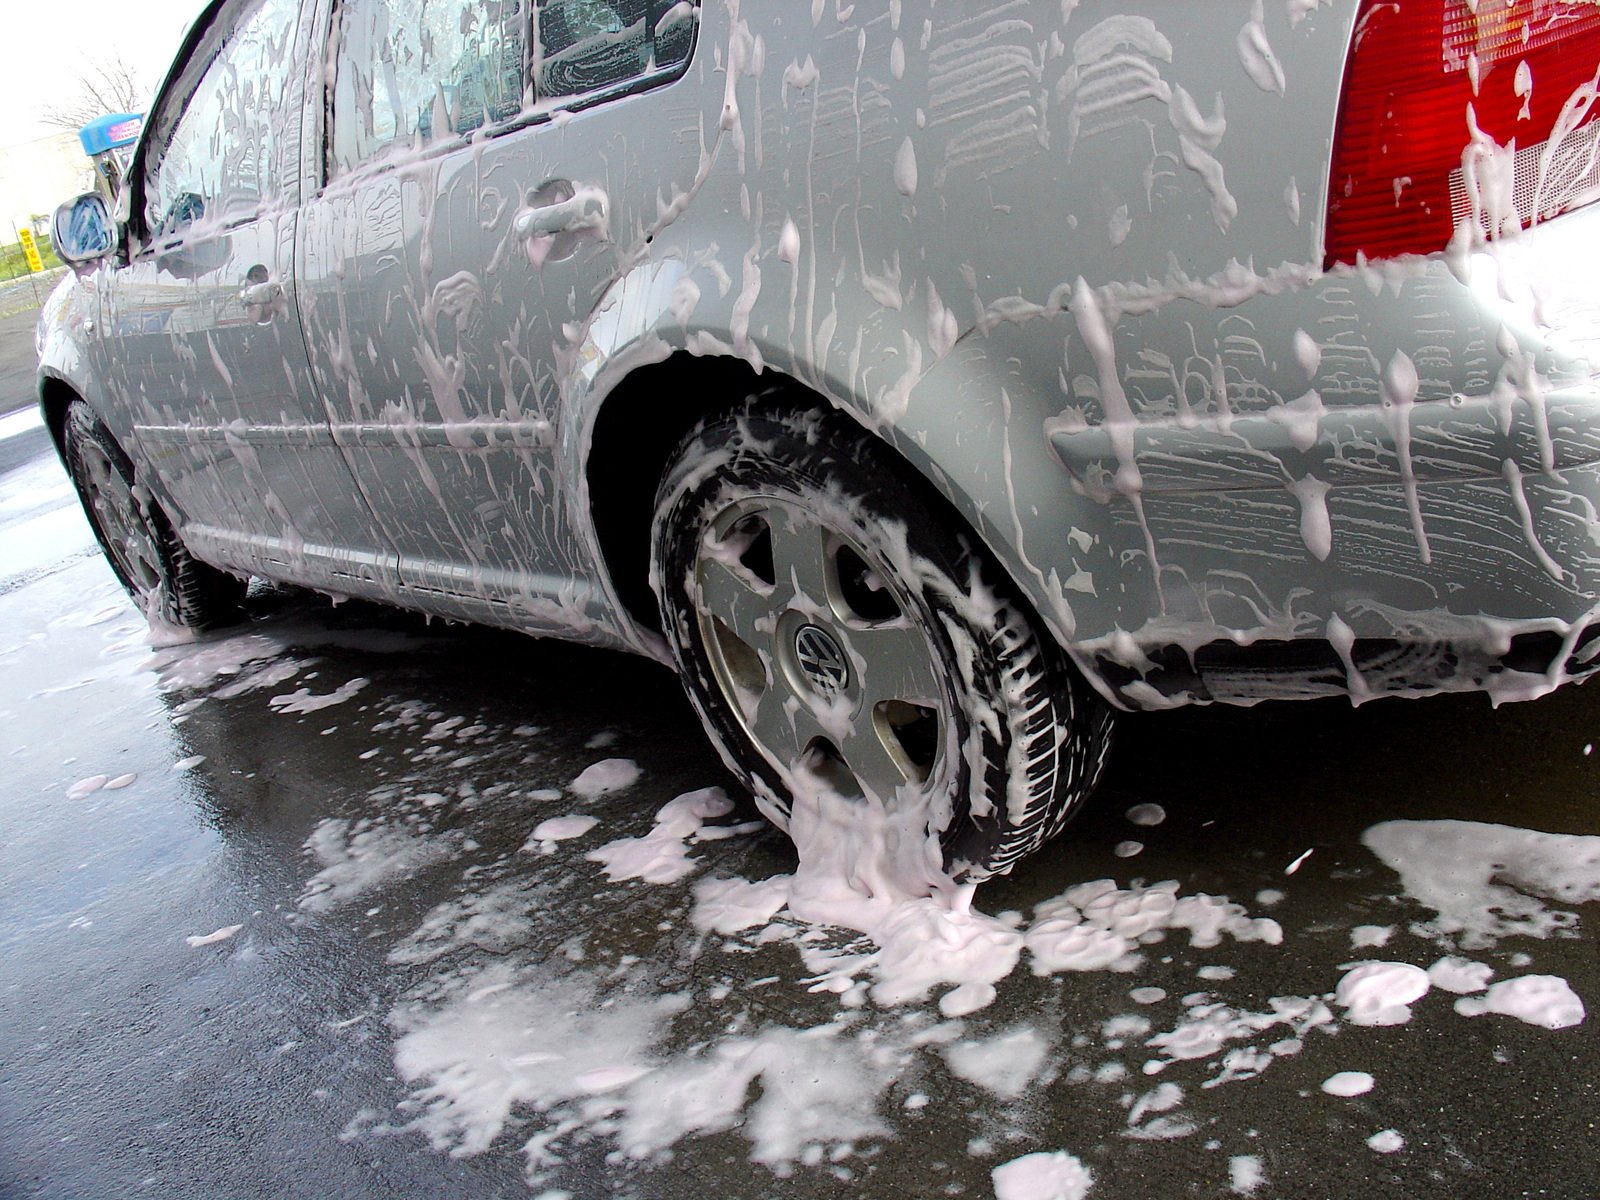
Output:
top-left (583, 352), bottom-right (779, 635)
top-left (582, 347), bottom-right (1100, 665)
top-left (584, 352), bottom-right (975, 637)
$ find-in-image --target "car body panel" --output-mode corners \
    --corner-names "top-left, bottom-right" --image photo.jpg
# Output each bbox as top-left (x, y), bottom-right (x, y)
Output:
top-left (37, 0), bottom-right (1600, 710)
top-left (297, 76), bottom-right (710, 642)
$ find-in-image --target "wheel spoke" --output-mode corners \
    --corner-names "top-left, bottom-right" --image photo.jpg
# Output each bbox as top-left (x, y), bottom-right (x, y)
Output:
top-left (835, 716), bottom-right (917, 802)
top-left (765, 508), bottom-right (834, 614)
top-left (746, 683), bottom-right (829, 772)
top-left (128, 536), bottom-right (163, 591)
top-left (86, 451), bottom-right (115, 491)
top-left (696, 555), bottom-right (773, 652)
top-left (850, 618), bottom-right (945, 710)
top-left (76, 444), bottom-right (163, 599)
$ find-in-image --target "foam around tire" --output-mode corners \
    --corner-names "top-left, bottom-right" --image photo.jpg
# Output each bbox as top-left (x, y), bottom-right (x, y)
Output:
top-left (650, 399), bottom-right (1113, 880)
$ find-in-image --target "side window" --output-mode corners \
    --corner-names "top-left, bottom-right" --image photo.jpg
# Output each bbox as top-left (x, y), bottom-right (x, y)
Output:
top-left (142, 0), bottom-right (302, 245)
top-left (329, 0), bottom-right (698, 175)
top-left (535, 0), bottom-right (696, 100)
top-left (331, 0), bottom-right (529, 175)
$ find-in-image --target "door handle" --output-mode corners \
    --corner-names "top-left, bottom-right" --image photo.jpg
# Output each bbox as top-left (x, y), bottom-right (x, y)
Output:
top-left (240, 279), bottom-right (283, 306)
top-left (514, 186), bottom-right (609, 239)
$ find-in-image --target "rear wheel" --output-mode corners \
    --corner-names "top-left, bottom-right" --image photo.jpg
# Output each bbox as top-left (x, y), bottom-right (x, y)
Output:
top-left (650, 400), bottom-right (1113, 881)
top-left (63, 400), bottom-right (245, 630)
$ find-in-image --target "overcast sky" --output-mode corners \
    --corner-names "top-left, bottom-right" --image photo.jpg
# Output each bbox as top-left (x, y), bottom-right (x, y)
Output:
top-left (3, 0), bottom-right (205, 148)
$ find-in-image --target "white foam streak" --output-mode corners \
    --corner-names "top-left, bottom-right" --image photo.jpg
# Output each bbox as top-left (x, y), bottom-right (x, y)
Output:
top-left (1454, 975), bottom-right (1585, 1029)
top-left (390, 966), bottom-right (675, 1159)
top-left (944, 1026), bottom-right (1051, 1098)
top-left (1363, 820), bottom-right (1600, 948)
top-left (269, 676), bottom-right (369, 714)
top-left (568, 757), bottom-right (642, 797)
top-left (525, 814), bottom-right (599, 847)
top-left (185, 924), bottom-right (244, 948)
top-left (1229, 1154), bottom-right (1266, 1195)
top-left (298, 818), bottom-right (452, 912)
top-left (1335, 962), bottom-right (1431, 1027)
top-left (389, 963), bottom-right (901, 1173)
top-left (1320, 1070), bottom-right (1375, 1097)
top-left (992, 1150), bottom-right (1094, 1200)
top-left (619, 1026), bottom-right (901, 1166)
top-left (1426, 956), bottom-right (1494, 994)
top-left (587, 787), bottom-right (737, 884)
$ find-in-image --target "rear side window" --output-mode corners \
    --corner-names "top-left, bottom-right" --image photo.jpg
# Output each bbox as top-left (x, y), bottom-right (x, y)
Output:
top-left (330, 0), bottom-right (698, 175)
top-left (142, 0), bottom-right (303, 245)
top-left (535, 0), bottom-right (695, 99)
top-left (331, 0), bottom-right (529, 174)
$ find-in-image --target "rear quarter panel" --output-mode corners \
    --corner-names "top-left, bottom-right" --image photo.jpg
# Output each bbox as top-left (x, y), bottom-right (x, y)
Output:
top-left (573, 0), bottom-right (1360, 660)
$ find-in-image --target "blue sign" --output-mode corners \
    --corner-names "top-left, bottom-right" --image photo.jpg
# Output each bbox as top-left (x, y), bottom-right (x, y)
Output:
top-left (78, 113), bottom-right (144, 157)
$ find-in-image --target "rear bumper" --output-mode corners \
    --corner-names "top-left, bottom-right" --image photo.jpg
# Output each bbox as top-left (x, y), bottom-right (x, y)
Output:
top-left (1041, 203), bottom-right (1600, 709)
top-left (1087, 615), bottom-right (1600, 708)
top-left (1067, 445), bottom-right (1600, 707)
top-left (894, 188), bottom-right (1600, 711)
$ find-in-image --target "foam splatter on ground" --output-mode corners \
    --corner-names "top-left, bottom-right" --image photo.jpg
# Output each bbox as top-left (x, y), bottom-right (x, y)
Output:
top-left (299, 818), bottom-right (458, 913)
top-left (343, 781), bottom-right (1597, 1194)
top-left (30, 605), bottom-right (1598, 1197)
top-left (174, 615), bottom-right (1587, 1196)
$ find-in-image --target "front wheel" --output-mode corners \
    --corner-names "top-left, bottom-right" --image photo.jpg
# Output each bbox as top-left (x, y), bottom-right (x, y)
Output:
top-left (63, 400), bottom-right (245, 630)
top-left (650, 400), bottom-right (1113, 882)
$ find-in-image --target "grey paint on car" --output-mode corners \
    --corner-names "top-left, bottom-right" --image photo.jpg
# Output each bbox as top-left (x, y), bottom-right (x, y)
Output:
top-left (36, 0), bottom-right (1600, 871)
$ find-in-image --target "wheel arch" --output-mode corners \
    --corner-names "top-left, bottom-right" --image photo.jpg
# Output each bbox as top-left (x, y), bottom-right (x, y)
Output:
top-left (578, 335), bottom-right (1119, 689)
top-left (582, 351), bottom-right (771, 634)
top-left (563, 238), bottom-right (1123, 696)
top-left (37, 372), bottom-right (79, 464)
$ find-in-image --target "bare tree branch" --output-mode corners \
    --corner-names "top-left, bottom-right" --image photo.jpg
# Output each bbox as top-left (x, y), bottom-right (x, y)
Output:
top-left (39, 54), bottom-right (153, 135)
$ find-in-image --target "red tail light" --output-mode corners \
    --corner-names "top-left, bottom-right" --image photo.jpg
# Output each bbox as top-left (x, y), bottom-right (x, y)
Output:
top-left (1325, 0), bottom-right (1600, 268)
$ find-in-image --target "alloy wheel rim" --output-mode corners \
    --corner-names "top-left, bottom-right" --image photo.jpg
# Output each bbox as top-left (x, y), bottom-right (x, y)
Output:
top-left (79, 444), bottom-right (163, 598)
top-left (692, 496), bottom-right (951, 805)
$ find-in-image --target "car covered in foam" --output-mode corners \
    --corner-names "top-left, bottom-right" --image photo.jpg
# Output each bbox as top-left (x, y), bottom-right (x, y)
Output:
top-left (38, 0), bottom-right (1600, 879)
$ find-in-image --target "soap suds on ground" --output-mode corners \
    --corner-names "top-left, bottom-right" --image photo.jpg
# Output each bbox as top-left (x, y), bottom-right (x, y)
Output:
top-left (299, 818), bottom-right (454, 913)
top-left (237, 690), bottom-right (1595, 1196)
top-left (360, 804), bottom-right (1596, 1189)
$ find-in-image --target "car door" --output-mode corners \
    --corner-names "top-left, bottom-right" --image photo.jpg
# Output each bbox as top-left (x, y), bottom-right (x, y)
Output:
top-left (296, 0), bottom-right (700, 633)
top-left (105, 0), bottom-right (397, 591)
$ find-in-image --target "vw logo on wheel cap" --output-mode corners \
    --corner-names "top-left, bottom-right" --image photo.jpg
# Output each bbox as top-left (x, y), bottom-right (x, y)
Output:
top-left (793, 624), bottom-right (850, 696)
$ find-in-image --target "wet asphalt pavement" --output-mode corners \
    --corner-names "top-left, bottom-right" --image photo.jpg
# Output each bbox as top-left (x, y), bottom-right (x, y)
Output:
top-left (2, 298), bottom-right (1599, 1200)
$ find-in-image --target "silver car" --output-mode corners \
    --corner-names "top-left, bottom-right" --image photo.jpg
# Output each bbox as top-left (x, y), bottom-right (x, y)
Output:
top-left (39, 0), bottom-right (1600, 878)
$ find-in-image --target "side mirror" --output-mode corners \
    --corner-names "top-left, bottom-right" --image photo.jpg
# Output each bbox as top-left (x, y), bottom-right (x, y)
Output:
top-left (51, 193), bottom-right (116, 267)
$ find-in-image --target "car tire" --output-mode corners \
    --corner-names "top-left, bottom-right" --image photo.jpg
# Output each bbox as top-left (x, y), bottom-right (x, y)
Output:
top-left (650, 398), bottom-right (1113, 880)
top-left (63, 400), bottom-right (245, 630)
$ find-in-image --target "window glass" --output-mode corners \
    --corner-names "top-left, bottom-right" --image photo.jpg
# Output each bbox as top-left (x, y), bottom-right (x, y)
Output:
top-left (328, 0), bottom-right (698, 174)
top-left (534, 0), bottom-right (695, 100)
top-left (652, 1), bottom-right (697, 69)
top-left (331, 0), bottom-right (529, 174)
top-left (143, 0), bottom-right (302, 243)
